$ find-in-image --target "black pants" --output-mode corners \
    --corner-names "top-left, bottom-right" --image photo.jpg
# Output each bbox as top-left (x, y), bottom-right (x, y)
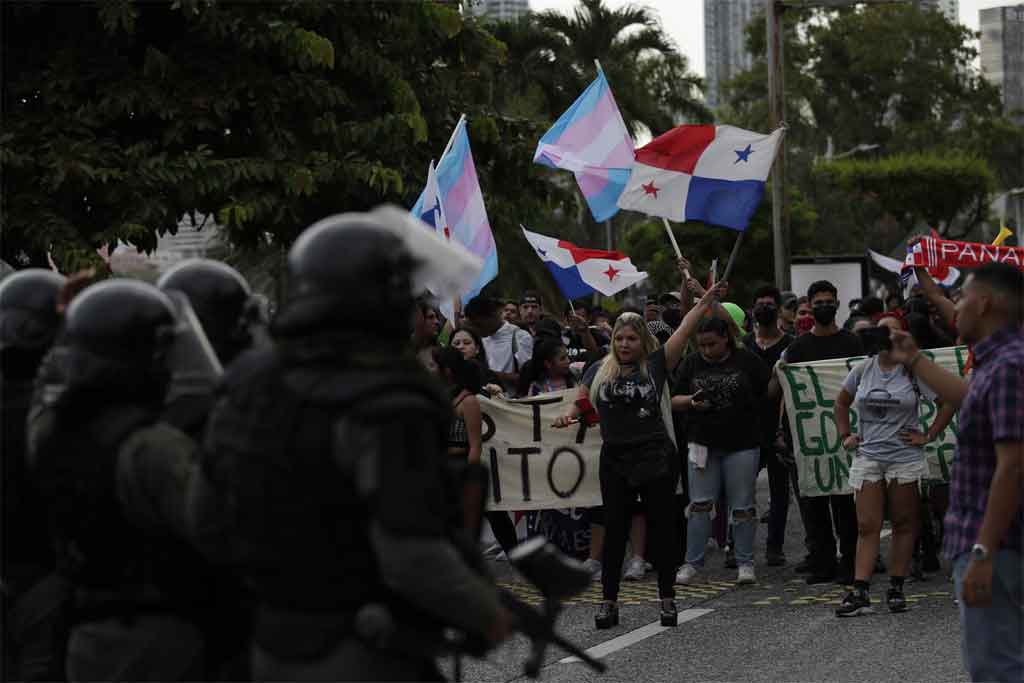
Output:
top-left (761, 447), bottom-right (791, 552)
top-left (599, 453), bottom-right (678, 602)
top-left (485, 512), bottom-right (519, 555)
top-left (802, 493), bottom-right (857, 574)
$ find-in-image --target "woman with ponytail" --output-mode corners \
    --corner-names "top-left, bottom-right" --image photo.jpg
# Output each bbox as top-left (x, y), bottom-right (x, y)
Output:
top-left (555, 262), bottom-right (725, 630)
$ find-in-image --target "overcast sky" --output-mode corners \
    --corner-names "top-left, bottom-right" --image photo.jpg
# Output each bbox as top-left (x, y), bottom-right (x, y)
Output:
top-left (528, 0), bottom-right (1012, 77)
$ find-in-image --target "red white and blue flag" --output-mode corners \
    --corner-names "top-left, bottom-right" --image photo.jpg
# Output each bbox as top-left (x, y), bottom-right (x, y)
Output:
top-left (521, 226), bottom-right (647, 299)
top-left (617, 124), bottom-right (783, 231)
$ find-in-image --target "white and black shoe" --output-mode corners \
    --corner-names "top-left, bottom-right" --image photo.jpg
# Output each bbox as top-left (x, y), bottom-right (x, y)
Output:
top-left (835, 590), bottom-right (873, 617)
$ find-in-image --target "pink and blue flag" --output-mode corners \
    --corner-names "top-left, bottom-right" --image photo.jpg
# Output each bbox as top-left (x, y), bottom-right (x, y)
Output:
top-left (412, 119), bottom-right (498, 304)
top-left (617, 124), bottom-right (783, 231)
top-left (534, 71), bottom-right (635, 222)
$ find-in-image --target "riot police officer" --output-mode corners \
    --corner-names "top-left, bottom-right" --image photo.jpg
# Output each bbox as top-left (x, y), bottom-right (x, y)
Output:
top-left (29, 279), bottom-right (217, 681)
top-left (1, 268), bottom-right (67, 681)
top-left (191, 206), bottom-right (512, 681)
top-left (156, 258), bottom-right (263, 437)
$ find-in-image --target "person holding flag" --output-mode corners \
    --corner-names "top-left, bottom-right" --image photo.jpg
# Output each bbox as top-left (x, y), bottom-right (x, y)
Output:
top-left (554, 261), bottom-right (726, 632)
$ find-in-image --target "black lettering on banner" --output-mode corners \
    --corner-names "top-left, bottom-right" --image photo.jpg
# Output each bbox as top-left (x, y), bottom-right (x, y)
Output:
top-left (508, 447), bottom-right (541, 502)
top-left (481, 412), bottom-right (496, 443)
top-left (524, 397), bottom-right (562, 443)
top-left (489, 447), bottom-right (501, 504)
top-left (547, 447), bottom-right (585, 498)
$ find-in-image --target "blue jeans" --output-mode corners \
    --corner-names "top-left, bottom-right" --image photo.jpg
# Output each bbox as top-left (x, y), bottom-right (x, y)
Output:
top-left (685, 447), bottom-right (760, 567)
top-left (953, 550), bottom-right (1024, 682)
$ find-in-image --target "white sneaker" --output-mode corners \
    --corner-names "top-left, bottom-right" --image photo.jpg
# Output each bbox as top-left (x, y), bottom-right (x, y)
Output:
top-left (675, 564), bottom-right (701, 585)
top-left (737, 564), bottom-right (756, 584)
top-left (581, 558), bottom-right (602, 579)
top-left (623, 556), bottom-right (646, 580)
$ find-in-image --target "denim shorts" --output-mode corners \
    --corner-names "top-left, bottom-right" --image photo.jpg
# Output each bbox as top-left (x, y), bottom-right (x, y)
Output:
top-left (849, 456), bottom-right (927, 491)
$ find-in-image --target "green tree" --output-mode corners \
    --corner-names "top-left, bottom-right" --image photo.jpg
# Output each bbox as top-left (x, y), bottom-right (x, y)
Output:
top-left (720, 4), bottom-right (1021, 252)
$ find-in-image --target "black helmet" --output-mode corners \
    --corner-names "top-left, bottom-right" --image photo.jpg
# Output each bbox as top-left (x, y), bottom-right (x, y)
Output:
top-left (58, 280), bottom-right (177, 404)
top-left (0, 268), bottom-right (66, 353)
top-left (157, 258), bottom-right (253, 363)
top-left (272, 211), bottom-right (416, 338)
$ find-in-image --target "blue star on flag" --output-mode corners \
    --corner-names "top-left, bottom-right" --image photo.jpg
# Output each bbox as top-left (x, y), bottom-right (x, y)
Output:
top-left (734, 144), bottom-right (754, 163)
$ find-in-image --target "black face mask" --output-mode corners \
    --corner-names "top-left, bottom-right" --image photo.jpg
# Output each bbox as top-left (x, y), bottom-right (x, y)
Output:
top-left (753, 304), bottom-right (778, 326)
top-left (812, 304), bottom-right (838, 326)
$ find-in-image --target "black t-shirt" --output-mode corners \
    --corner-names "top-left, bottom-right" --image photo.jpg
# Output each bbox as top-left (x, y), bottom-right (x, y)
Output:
top-left (674, 347), bottom-right (771, 451)
top-left (582, 347), bottom-right (668, 445)
top-left (742, 333), bottom-right (793, 448)
top-left (783, 329), bottom-right (864, 364)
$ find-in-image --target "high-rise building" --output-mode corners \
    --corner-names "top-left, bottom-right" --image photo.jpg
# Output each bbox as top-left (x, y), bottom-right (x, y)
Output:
top-left (464, 0), bottom-right (530, 23)
top-left (704, 0), bottom-right (756, 111)
top-left (917, 0), bottom-right (959, 25)
top-left (980, 4), bottom-right (1024, 123)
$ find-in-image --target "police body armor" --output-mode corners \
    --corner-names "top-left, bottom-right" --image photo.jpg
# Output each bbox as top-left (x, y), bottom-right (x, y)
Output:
top-left (32, 404), bottom-right (213, 621)
top-left (202, 344), bottom-right (457, 659)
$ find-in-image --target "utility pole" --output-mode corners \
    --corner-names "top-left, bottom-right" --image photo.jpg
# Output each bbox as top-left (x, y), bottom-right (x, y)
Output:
top-left (766, 0), bottom-right (789, 290)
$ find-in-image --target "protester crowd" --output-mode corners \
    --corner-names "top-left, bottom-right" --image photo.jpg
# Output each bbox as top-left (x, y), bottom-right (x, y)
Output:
top-left (2, 210), bottom-right (1021, 681)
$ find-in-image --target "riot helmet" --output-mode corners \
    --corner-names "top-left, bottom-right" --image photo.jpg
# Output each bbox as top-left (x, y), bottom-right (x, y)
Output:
top-left (0, 269), bottom-right (66, 380)
top-left (58, 279), bottom-right (177, 406)
top-left (272, 211), bottom-right (416, 339)
top-left (157, 258), bottom-right (256, 364)
top-left (0, 268), bottom-right (66, 352)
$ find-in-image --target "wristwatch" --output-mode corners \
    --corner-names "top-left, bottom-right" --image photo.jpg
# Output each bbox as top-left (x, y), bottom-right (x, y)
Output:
top-left (970, 543), bottom-right (991, 561)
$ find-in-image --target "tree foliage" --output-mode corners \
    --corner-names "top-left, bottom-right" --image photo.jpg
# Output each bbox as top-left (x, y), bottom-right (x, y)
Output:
top-left (3, 0), bottom-right (706, 310)
top-left (814, 153), bottom-right (994, 240)
top-left (720, 3), bottom-right (1022, 252)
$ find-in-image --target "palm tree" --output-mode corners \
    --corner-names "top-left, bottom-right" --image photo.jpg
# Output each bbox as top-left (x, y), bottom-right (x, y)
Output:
top-left (536, 0), bottom-right (710, 137)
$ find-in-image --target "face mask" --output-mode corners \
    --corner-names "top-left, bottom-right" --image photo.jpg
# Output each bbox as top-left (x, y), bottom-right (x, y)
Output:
top-left (753, 304), bottom-right (778, 326)
top-left (812, 304), bottom-right (837, 326)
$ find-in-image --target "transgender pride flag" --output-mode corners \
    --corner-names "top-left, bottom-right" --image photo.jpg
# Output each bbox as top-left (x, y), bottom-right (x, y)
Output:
top-left (534, 71), bottom-right (635, 222)
top-left (412, 118), bottom-right (498, 306)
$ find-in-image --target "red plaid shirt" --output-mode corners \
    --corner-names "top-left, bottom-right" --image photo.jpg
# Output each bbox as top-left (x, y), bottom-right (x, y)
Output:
top-left (943, 326), bottom-right (1024, 559)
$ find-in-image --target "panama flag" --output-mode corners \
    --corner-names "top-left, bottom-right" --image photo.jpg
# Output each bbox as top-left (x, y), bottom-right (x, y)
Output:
top-left (534, 71), bottom-right (635, 222)
top-left (521, 226), bottom-right (647, 299)
top-left (417, 160), bottom-right (450, 240)
top-left (617, 124), bottom-right (783, 231)
top-left (412, 119), bottom-right (498, 307)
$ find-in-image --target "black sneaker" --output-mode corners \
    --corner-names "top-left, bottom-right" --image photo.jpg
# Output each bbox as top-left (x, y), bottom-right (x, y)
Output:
top-left (724, 547), bottom-right (737, 569)
top-left (887, 587), bottom-right (908, 613)
top-left (835, 590), bottom-right (873, 617)
top-left (595, 601), bottom-right (619, 630)
top-left (660, 598), bottom-right (678, 627)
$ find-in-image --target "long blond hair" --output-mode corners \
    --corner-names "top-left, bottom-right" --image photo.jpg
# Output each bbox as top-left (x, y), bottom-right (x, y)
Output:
top-left (589, 312), bottom-right (660, 404)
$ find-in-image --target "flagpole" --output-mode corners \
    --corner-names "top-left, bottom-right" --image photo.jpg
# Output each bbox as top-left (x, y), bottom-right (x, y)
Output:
top-left (438, 113), bottom-right (467, 166)
top-left (720, 232), bottom-right (745, 283)
top-left (594, 59), bottom-right (602, 74)
top-left (661, 218), bottom-right (684, 259)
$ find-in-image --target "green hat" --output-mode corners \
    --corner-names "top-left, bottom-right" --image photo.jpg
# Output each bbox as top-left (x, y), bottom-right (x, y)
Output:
top-left (721, 302), bottom-right (746, 332)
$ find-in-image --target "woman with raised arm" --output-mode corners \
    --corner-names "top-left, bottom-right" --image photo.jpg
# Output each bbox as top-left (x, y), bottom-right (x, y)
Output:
top-left (555, 262), bottom-right (725, 630)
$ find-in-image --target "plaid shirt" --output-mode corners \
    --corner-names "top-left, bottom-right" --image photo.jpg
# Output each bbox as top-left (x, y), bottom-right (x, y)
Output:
top-left (943, 326), bottom-right (1024, 559)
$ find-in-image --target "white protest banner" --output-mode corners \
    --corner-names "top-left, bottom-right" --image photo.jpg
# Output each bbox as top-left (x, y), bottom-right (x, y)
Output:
top-left (478, 389), bottom-right (604, 511)
top-left (776, 346), bottom-right (970, 497)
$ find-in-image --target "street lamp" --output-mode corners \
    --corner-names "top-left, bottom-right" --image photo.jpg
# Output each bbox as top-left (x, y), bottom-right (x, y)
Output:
top-left (766, 0), bottom-right (907, 290)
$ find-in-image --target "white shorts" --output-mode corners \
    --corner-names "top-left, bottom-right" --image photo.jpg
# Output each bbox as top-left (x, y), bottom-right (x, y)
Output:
top-left (849, 456), bottom-right (927, 492)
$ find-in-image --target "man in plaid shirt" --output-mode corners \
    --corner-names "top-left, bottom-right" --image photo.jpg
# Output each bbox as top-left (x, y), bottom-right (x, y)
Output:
top-left (890, 262), bottom-right (1023, 682)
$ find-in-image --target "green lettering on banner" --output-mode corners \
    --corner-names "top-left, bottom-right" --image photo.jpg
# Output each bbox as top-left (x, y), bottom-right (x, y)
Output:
top-left (806, 367), bottom-right (834, 408)
top-left (845, 355), bottom-right (867, 372)
top-left (782, 366), bottom-right (816, 410)
top-left (918, 399), bottom-right (936, 432)
top-left (795, 411), bottom-right (823, 456)
top-left (819, 411), bottom-right (841, 454)
top-left (833, 452), bottom-right (851, 490)
top-left (849, 408), bottom-right (859, 434)
top-left (935, 443), bottom-right (955, 480)
top-left (814, 457), bottom-right (835, 492)
top-left (954, 346), bottom-right (970, 377)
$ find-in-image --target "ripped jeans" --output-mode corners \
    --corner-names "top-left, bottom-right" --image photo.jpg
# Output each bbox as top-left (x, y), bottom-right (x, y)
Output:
top-left (685, 447), bottom-right (760, 568)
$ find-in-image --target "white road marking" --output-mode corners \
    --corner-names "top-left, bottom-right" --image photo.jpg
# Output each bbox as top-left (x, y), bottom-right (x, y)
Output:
top-left (558, 609), bottom-right (714, 664)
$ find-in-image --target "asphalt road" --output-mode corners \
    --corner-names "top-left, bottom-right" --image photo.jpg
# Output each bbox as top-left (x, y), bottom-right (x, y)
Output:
top-left (451, 470), bottom-right (966, 683)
